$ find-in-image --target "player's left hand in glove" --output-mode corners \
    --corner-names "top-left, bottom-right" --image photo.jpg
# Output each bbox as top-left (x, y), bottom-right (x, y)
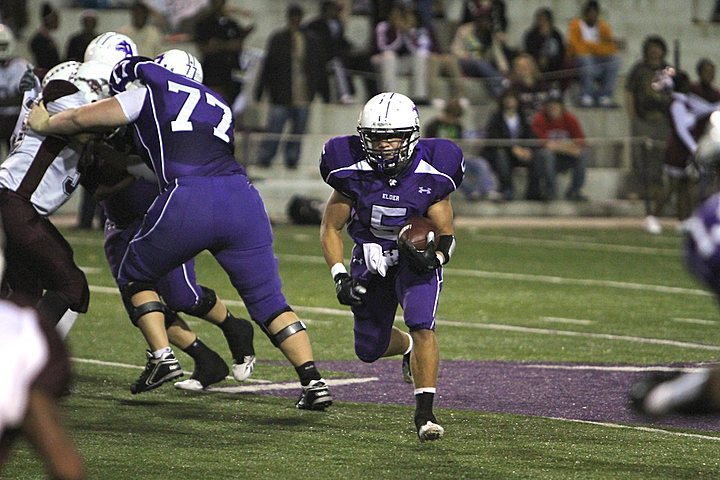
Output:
top-left (18, 64), bottom-right (39, 93)
top-left (334, 273), bottom-right (366, 306)
top-left (398, 236), bottom-right (441, 273)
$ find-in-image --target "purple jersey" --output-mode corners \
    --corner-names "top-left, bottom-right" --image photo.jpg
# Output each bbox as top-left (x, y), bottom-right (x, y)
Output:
top-left (320, 136), bottom-right (464, 252)
top-left (683, 193), bottom-right (720, 294)
top-left (114, 59), bottom-right (243, 189)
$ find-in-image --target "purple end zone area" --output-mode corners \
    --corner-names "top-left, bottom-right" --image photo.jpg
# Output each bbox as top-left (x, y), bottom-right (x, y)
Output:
top-left (262, 360), bottom-right (720, 432)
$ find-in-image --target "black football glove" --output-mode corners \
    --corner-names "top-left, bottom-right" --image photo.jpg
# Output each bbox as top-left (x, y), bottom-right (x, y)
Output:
top-left (334, 273), bottom-right (366, 306)
top-left (398, 236), bottom-right (441, 273)
top-left (18, 64), bottom-right (38, 93)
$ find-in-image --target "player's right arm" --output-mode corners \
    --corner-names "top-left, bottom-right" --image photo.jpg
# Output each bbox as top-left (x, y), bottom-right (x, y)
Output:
top-left (27, 95), bottom-right (131, 136)
top-left (320, 189), bottom-right (352, 270)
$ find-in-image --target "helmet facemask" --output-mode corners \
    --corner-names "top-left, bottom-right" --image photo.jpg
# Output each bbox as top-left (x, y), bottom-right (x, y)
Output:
top-left (358, 127), bottom-right (419, 176)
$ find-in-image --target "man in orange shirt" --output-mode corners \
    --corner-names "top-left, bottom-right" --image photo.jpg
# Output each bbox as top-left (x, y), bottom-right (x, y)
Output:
top-left (567, 0), bottom-right (621, 108)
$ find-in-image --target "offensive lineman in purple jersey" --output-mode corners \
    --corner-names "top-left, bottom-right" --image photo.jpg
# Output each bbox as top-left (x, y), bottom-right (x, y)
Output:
top-left (27, 50), bottom-right (333, 409)
top-left (320, 92), bottom-right (464, 440)
top-left (86, 134), bottom-right (256, 390)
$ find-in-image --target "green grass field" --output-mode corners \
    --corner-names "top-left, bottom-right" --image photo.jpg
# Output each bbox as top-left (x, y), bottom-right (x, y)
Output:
top-left (5, 221), bottom-right (720, 479)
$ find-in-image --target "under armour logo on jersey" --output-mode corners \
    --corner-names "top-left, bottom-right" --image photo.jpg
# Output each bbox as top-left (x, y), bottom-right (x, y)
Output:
top-left (418, 187), bottom-right (432, 194)
top-left (388, 178), bottom-right (398, 187)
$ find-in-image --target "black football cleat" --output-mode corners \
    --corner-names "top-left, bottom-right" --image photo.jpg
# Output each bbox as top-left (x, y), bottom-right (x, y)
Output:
top-left (175, 349), bottom-right (230, 391)
top-left (296, 379), bottom-right (333, 411)
top-left (131, 350), bottom-right (183, 394)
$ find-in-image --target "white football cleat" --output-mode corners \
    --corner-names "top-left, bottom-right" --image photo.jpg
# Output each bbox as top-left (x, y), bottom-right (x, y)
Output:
top-left (232, 355), bottom-right (256, 382)
top-left (417, 421), bottom-right (444, 442)
top-left (644, 215), bottom-right (663, 235)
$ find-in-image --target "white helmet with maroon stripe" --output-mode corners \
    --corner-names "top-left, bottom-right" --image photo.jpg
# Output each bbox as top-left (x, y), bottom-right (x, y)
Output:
top-left (74, 60), bottom-right (113, 102)
top-left (42, 61), bottom-right (81, 88)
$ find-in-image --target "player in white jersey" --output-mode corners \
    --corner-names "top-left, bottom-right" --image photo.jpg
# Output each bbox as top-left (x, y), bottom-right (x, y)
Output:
top-left (0, 78), bottom-right (92, 327)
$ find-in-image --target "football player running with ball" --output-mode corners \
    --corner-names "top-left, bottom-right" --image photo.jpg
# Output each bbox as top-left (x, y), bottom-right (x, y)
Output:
top-left (320, 92), bottom-right (464, 441)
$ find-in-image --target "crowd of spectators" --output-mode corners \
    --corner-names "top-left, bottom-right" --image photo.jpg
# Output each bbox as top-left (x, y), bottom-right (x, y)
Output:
top-left (5, 0), bottom-right (720, 215)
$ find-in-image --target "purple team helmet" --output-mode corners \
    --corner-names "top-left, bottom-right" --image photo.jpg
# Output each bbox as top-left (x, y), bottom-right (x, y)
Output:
top-left (357, 92), bottom-right (420, 177)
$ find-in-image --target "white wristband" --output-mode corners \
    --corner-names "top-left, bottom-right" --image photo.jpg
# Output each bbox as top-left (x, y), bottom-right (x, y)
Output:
top-left (331, 263), bottom-right (347, 279)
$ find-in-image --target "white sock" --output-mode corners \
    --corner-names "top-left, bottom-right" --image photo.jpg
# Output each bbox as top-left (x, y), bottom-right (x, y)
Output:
top-left (152, 346), bottom-right (172, 358)
top-left (402, 331), bottom-right (413, 356)
top-left (414, 387), bottom-right (436, 395)
top-left (55, 310), bottom-right (79, 339)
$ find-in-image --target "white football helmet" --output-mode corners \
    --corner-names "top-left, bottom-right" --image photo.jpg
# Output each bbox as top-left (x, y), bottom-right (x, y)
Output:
top-left (154, 49), bottom-right (203, 83)
top-left (357, 92), bottom-right (420, 176)
top-left (42, 61), bottom-right (81, 88)
top-left (0, 23), bottom-right (16, 61)
top-left (74, 60), bottom-right (113, 103)
top-left (84, 32), bottom-right (138, 67)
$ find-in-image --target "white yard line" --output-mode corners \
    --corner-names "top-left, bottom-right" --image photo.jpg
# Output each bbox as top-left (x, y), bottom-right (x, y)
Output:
top-left (523, 364), bottom-right (710, 373)
top-left (467, 234), bottom-right (677, 256)
top-left (545, 417), bottom-right (720, 441)
top-left (672, 317), bottom-right (718, 326)
top-left (539, 316), bottom-right (594, 325)
top-left (87, 286), bottom-right (720, 351)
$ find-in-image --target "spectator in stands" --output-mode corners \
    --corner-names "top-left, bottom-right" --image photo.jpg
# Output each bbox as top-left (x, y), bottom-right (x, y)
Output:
top-left (372, 3), bottom-right (432, 105)
top-left (424, 98), bottom-right (500, 201)
top-left (625, 35), bottom-right (673, 233)
top-left (65, 10), bottom-right (97, 62)
top-left (254, 3), bottom-right (323, 169)
top-left (690, 58), bottom-right (720, 103)
top-left (195, 0), bottom-right (254, 105)
top-left (29, 3), bottom-right (60, 70)
top-left (460, 0), bottom-right (508, 34)
top-left (450, 3), bottom-right (510, 100)
top-left (0, 24), bottom-right (28, 158)
top-left (0, 0), bottom-right (27, 39)
top-left (119, 1), bottom-right (164, 58)
top-left (305, 0), bottom-right (377, 104)
top-left (507, 53), bottom-right (561, 121)
top-left (566, 0), bottom-right (621, 108)
top-left (484, 88), bottom-right (548, 201)
top-left (532, 95), bottom-right (588, 201)
top-left (523, 7), bottom-right (566, 83)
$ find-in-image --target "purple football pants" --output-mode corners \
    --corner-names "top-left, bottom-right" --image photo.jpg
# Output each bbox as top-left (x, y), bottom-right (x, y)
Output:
top-left (116, 174), bottom-right (289, 326)
top-left (350, 245), bottom-right (442, 363)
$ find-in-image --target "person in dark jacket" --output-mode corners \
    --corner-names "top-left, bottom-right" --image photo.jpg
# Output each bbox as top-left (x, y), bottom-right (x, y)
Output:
top-left (29, 3), bottom-right (60, 70)
top-left (254, 3), bottom-right (324, 169)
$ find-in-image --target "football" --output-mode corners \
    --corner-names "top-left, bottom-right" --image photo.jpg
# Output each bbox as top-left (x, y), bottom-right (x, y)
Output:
top-left (398, 216), bottom-right (437, 251)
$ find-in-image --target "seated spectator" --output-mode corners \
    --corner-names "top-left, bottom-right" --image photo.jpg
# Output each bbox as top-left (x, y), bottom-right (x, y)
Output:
top-left (371, 3), bottom-right (431, 104)
top-left (450, 4), bottom-right (511, 100)
top-left (523, 7), bottom-right (566, 83)
top-left (119, 1), bottom-right (164, 58)
top-left (690, 58), bottom-right (720, 103)
top-left (305, 0), bottom-right (377, 104)
top-left (532, 95), bottom-right (588, 201)
top-left (507, 53), bottom-right (561, 121)
top-left (460, 0), bottom-right (508, 34)
top-left (484, 88), bottom-right (548, 200)
top-left (424, 98), bottom-right (500, 201)
top-left (566, 0), bottom-right (621, 108)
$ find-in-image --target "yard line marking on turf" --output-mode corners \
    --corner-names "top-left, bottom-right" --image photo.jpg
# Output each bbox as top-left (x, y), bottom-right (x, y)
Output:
top-left (539, 316), bottom-right (594, 325)
top-left (204, 377), bottom-right (378, 394)
top-left (438, 320), bottom-right (720, 351)
top-left (70, 357), bottom-right (377, 391)
top-left (523, 364), bottom-right (708, 373)
top-left (71, 357), bottom-right (274, 383)
top-left (672, 317), bottom-right (718, 326)
top-left (88, 286), bottom-right (718, 351)
top-left (466, 234), bottom-right (678, 256)
top-left (545, 417), bottom-right (720, 441)
top-left (276, 254), bottom-right (711, 297)
top-left (79, 266), bottom-right (102, 274)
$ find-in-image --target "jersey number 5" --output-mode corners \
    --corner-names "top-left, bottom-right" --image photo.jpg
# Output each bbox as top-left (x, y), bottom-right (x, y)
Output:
top-left (167, 81), bottom-right (232, 143)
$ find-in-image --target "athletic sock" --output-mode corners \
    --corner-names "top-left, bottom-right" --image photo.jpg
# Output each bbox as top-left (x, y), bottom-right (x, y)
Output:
top-left (151, 346), bottom-right (172, 358)
top-left (295, 361), bottom-right (322, 386)
top-left (218, 313), bottom-right (255, 358)
top-left (182, 337), bottom-right (211, 360)
top-left (414, 390), bottom-right (437, 427)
